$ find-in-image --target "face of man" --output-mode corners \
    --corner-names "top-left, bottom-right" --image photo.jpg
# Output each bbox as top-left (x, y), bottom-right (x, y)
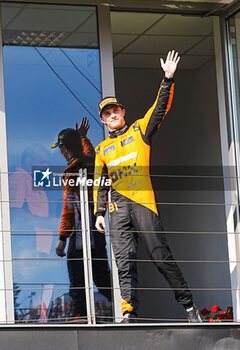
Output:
top-left (60, 145), bottom-right (70, 161)
top-left (100, 105), bottom-right (126, 131)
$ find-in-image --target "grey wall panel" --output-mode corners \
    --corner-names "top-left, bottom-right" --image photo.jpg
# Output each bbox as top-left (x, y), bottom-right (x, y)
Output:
top-left (0, 329), bottom-right (78, 350)
top-left (77, 326), bottom-right (240, 350)
top-left (0, 325), bottom-right (240, 350)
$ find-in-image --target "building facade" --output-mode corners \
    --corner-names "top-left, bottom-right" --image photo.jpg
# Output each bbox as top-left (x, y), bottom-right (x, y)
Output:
top-left (0, 0), bottom-right (240, 324)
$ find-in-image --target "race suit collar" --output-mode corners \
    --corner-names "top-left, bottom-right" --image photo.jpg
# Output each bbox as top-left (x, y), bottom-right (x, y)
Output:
top-left (109, 123), bottom-right (129, 138)
top-left (67, 156), bottom-right (77, 165)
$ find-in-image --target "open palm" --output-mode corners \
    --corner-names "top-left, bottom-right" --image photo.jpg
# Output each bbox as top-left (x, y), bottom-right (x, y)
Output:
top-left (160, 50), bottom-right (180, 79)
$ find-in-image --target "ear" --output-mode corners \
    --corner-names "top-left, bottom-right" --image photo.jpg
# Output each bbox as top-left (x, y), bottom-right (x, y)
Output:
top-left (122, 108), bottom-right (126, 117)
top-left (100, 117), bottom-right (106, 125)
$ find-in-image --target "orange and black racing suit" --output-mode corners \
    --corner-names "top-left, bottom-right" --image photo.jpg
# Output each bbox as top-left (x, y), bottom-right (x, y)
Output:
top-left (94, 78), bottom-right (193, 316)
top-left (59, 138), bottom-right (111, 317)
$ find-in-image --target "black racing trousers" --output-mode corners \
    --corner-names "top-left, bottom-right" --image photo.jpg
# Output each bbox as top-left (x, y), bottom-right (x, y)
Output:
top-left (109, 196), bottom-right (193, 315)
top-left (67, 230), bottom-right (112, 317)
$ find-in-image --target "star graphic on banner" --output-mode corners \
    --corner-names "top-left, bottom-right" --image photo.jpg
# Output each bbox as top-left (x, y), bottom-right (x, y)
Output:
top-left (40, 168), bottom-right (52, 181)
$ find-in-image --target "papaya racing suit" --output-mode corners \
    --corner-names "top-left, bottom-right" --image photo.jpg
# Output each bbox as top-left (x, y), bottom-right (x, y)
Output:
top-left (94, 78), bottom-right (193, 316)
top-left (59, 142), bottom-right (111, 318)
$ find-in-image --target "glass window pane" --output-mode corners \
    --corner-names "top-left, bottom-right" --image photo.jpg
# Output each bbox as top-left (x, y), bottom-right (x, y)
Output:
top-left (229, 13), bottom-right (240, 136)
top-left (2, 2), bottom-right (113, 323)
top-left (228, 13), bottom-right (240, 190)
top-left (1, 3), bottom-right (98, 48)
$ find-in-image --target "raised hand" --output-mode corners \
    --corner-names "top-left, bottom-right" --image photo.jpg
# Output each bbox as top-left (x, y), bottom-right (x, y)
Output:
top-left (160, 50), bottom-right (180, 79)
top-left (75, 117), bottom-right (90, 137)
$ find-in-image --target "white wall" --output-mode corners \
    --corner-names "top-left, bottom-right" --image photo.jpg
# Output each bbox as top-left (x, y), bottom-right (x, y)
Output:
top-left (114, 59), bottom-right (232, 321)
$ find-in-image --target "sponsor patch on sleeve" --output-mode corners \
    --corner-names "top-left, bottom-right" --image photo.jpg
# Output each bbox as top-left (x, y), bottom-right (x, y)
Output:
top-left (121, 136), bottom-right (134, 147)
top-left (133, 123), bottom-right (140, 131)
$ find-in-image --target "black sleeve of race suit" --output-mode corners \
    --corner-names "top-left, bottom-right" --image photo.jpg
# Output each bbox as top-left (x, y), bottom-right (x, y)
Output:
top-left (140, 78), bottom-right (175, 145)
top-left (94, 164), bottom-right (109, 217)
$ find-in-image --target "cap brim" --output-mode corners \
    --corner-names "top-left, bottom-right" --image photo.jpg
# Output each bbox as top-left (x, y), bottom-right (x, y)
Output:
top-left (100, 102), bottom-right (123, 116)
top-left (51, 143), bottom-right (59, 149)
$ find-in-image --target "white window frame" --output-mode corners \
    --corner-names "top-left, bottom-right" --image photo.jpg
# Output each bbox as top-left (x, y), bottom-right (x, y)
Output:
top-left (0, 6), bottom-right (14, 324)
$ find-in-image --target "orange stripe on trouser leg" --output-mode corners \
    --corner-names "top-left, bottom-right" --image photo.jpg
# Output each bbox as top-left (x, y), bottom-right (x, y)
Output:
top-left (122, 298), bottom-right (133, 315)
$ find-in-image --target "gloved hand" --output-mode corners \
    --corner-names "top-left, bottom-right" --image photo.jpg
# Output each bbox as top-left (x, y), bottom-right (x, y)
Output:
top-left (95, 215), bottom-right (107, 234)
top-left (75, 117), bottom-right (90, 137)
top-left (55, 239), bottom-right (66, 257)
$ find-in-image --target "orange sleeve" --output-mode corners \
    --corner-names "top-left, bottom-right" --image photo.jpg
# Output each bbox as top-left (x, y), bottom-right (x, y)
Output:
top-left (59, 184), bottom-right (75, 238)
top-left (81, 136), bottom-right (95, 159)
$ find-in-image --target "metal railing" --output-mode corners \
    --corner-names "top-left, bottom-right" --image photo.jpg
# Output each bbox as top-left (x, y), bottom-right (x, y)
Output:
top-left (0, 168), bottom-right (238, 324)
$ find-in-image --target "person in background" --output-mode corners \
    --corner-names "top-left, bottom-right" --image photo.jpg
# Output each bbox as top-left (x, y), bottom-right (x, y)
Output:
top-left (52, 119), bottom-right (112, 321)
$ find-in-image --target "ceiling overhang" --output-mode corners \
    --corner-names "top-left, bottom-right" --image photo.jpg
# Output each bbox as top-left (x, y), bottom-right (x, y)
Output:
top-left (0, 0), bottom-right (238, 17)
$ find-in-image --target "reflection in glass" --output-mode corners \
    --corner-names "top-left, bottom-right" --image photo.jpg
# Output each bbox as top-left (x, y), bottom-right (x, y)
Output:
top-left (229, 13), bottom-right (240, 142)
top-left (1, 3), bottom-right (98, 48)
top-left (2, 3), bottom-right (113, 323)
top-left (228, 13), bottom-right (240, 194)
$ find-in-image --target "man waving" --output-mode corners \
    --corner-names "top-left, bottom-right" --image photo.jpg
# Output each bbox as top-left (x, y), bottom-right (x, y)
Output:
top-left (94, 51), bottom-right (201, 323)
